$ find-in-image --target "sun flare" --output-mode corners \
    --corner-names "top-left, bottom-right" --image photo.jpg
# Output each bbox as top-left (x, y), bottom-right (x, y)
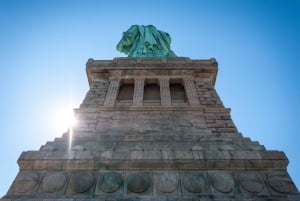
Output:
top-left (53, 105), bottom-right (77, 133)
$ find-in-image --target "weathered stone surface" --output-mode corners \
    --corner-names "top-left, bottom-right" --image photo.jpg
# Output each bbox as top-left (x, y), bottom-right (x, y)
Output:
top-left (239, 172), bottom-right (265, 193)
top-left (210, 172), bottom-right (235, 193)
top-left (68, 171), bottom-right (95, 193)
top-left (11, 171), bottom-right (39, 193)
top-left (127, 172), bottom-right (151, 193)
top-left (98, 172), bottom-right (123, 193)
top-left (41, 172), bottom-right (67, 193)
top-left (183, 172), bottom-right (208, 193)
top-left (267, 172), bottom-right (298, 194)
top-left (154, 171), bottom-right (179, 193)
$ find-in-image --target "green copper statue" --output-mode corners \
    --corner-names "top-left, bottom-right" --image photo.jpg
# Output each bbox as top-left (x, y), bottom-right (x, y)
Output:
top-left (117, 25), bottom-right (177, 57)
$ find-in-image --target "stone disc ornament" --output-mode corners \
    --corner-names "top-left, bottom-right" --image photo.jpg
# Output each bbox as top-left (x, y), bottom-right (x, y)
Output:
top-left (13, 172), bottom-right (39, 193)
top-left (127, 172), bottom-right (151, 193)
top-left (211, 172), bottom-right (235, 193)
top-left (41, 172), bottom-right (67, 193)
top-left (69, 171), bottom-right (95, 193)
top-left (239, 172), bottom-right (264, 193)
top-left (98, 172), bottom-right (123, 193)
top-left (267, 172), bottom-right (298, 193)
top-left (154, 172), bottom-right (179, 193)
top-left (183, 172), bottom-right (207, 193)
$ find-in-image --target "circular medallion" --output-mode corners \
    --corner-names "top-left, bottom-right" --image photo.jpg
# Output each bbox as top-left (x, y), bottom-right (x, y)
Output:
top-left (267, 172), bottom-right (298, 193)
top-left (69, 171), bottom-right (95, 193)
top-left (239, 172), bottom-right (264, 193)
top-left (13, 172), bottom-right (39, 193)
top-left (211, 172), bottom-right (234, 193)
top-left (154, 172), bottom-right (178, 193)
top-left (183, 172), bottom-right (207, 193)
top-left (98, 172), bottom-right (123, 193)
top-left (127, 172), bottom-right (150, 193)
top-left (42, 172), bottom-right (67, 193)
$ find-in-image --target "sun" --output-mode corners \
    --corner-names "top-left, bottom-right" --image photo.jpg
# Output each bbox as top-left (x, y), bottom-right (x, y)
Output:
top-left (53, 104), bottom-right (77, 133)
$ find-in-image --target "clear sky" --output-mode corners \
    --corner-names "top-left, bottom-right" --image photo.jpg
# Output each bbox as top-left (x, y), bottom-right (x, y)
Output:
top-left (0, 0), bottom-right (299, 196)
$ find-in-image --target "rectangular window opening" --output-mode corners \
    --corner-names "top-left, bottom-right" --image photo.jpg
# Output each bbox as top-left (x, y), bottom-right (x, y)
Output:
top-left (170, 79), bottom-right (187, 104)
top-left (143, 79), bottom-right (160, 104)
top-left (117, 79), bottom-right (134, 102)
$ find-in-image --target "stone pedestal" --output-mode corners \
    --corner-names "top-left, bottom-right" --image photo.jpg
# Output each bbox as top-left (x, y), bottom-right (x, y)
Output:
top-left (2, 57), bottom-right (299, 201)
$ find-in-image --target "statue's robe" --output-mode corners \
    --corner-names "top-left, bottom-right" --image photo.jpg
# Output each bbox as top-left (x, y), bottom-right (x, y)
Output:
top-left (117, 25), bottom-right (176, 57)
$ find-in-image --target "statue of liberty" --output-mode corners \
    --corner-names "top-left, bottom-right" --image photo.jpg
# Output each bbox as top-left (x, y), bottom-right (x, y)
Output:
top-left (117, 25), bottom-right (177, 57)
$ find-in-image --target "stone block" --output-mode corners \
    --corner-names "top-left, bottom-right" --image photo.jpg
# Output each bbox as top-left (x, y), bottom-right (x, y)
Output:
top-left (174, 150), bottom-right (193, 159)
top-left (272, 160), bottom-right (289, 169)
top-left (75, 150), bottom-right (94, 159)
top-left (191, 151), bottom-right (204, 159)
top-left (229, 151), bottom-right (261, 160)
top-left (204, 150), bottom-right (231, 160)
top-left (260, 151), bottom-right (287, 160)
top-left (63, 160), bottom-right (95, 170)
top-left (243, 159), bottom-right (272, 169)
top-left (143, 150), bottom-right (161, 160)
top-left (17, 160), bottom-right (34, 170)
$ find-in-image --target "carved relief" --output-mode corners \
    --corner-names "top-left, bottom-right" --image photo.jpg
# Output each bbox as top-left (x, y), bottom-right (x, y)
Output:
top-left (127, 172), bottom-right (151, 193)
top-left (183, 172), bottom-right (208, 193)
top-left (239, 172), bottom-right (264, 193)
top-left (154, 171), bottom-right (179, 193)
top-left (98, 172), bottom-right (123, 193)
top-left (12, 171), bottom-right (39, 193)
top-left (267, 172), bottom-right (298, 194)
top-left (41, 172), bottom-right (67, 193)
top-left (210, 172), bottom-right (235, 193)
top-left (69, 171), bottom-right (95, 193)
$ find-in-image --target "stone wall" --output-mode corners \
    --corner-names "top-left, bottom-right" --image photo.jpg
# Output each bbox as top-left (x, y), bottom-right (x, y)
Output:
top-left (80, 81), bottom-right (109, 108)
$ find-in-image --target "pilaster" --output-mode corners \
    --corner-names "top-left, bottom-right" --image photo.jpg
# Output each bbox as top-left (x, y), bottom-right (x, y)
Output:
top-left (159, 78), bottom-right (171, 106)
top-left (104, 79), bottom-right (120, 107)
top-left (133, 78), bottom-right (144, 107)
top-left (183, 78), bottom-right (200, 106)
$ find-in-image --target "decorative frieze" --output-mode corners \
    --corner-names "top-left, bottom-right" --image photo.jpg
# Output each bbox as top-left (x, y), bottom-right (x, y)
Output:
top-left (7, 170), bottom-right (299, 199)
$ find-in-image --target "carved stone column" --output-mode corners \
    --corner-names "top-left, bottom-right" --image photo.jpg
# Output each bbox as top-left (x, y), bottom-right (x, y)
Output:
top-left (133, 78), bottom-right (144, 106)
top-left (104, 78), bottom-right (120, 107)
top-left (183, 78), bottom-right (200, 106)
top-left (159, 78), bottom-right (171, 106)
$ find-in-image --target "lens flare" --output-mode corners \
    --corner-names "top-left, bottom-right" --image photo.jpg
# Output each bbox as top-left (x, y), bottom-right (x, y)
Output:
top-left (52, 99), bottom-right (77, 153)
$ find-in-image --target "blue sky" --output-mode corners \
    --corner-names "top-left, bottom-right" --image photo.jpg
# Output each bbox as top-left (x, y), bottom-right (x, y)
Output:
top-left (0, 0), bottom-right (299, 196)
